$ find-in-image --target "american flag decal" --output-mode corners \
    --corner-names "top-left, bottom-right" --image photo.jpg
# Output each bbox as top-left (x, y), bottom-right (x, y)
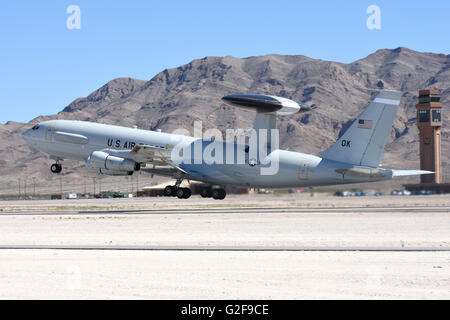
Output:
top-left (358, 119), bottom-right (373, 129)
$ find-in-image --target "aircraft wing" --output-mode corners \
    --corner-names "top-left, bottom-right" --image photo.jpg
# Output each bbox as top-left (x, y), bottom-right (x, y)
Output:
top-left (105, 144), bottom-right (234, 182)
top-left (179, 165), bottom-right (238, 184)
top-left (129, 144), bottom-right (191, 176)
top-left (129, 144), bottom-right (172, 166)
top-left (99, 144), bottom-right (189, 177)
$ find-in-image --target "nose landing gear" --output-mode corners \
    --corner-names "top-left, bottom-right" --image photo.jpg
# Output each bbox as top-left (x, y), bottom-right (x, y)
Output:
top-left (50, 163), bottom-right (62, 174)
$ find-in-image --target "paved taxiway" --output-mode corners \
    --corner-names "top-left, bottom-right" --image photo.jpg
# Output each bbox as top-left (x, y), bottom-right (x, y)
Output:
top-left (0, 196), bottom-right (449, 299)
top-left (1, 205), bottom-right (449, 215)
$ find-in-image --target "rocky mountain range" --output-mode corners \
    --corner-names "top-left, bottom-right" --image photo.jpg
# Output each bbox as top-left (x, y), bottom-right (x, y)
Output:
top-left (0, 47), bottom-right (448, 195)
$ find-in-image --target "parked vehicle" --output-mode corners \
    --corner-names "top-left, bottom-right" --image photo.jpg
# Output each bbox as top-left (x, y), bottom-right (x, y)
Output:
top-left (391, 189), bottom-right (411, 196)
top-left (335, 191), bottom-right (352, 197)
top-left (289, 188), bottom-right (304, 194)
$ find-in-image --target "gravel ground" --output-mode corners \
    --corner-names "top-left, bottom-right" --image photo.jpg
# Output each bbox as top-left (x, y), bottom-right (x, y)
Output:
top-left (0, 194), bottom-right (449, 211)
top-left (0, 250), bottom-right (449, 299)
top-left (0, 195), bottom-right (449, 299)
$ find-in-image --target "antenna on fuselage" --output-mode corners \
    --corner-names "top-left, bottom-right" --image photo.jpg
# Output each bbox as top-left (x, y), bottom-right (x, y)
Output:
top-left (221, 94), bottom-right (315, 151)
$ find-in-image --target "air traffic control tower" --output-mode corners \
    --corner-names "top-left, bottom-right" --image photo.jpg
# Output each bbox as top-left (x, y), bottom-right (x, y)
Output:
top-left (416, 88), bottom-right (442, 183)
top-left (405, 88), bottom-right (450, 194)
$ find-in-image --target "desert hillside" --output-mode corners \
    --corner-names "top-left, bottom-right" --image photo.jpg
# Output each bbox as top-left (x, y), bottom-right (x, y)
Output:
top-left (0, 47), bottom-right (448, 195)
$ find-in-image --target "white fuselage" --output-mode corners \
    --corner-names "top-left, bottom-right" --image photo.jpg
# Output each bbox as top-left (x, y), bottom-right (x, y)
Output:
top-left (22, 120), bottom-right (391, 188)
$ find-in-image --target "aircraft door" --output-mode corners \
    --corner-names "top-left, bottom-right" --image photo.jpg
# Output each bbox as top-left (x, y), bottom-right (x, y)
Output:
top-left (298, 160), bottom-right (312, 181)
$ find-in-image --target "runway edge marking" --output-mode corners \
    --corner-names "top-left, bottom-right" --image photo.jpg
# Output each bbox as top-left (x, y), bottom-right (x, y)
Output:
top-left (1, 245), bottom-right (450, 252)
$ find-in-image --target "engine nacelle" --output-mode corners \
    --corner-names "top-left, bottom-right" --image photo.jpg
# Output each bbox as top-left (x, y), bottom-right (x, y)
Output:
top-left (100, 169), bottom-right (134, 176)
top-left (86, 151), bottom-right (140, 172)
top-left (87, 167), bottom-right (134, 176)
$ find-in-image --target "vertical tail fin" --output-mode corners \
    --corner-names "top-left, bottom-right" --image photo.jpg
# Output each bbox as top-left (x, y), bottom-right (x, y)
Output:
top-left (319, 90), bottom-right (403, 167)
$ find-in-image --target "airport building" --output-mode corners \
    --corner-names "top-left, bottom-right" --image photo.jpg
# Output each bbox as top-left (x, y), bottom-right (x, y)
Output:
top-left (405, 89), bottom-right (450, 194)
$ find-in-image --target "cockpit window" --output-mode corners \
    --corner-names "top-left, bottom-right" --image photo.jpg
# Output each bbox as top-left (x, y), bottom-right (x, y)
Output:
top-left (31, 125), bottom-right (40, 130)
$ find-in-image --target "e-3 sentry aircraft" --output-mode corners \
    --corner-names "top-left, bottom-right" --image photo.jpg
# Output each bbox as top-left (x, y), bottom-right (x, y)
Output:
top-left (22, 90), bottom-right (431, 200)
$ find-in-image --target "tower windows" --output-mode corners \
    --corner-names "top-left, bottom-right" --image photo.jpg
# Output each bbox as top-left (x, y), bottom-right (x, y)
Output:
top-left (418, 110), bottom-right (430, 122)
top-left (432, 110), bottom-right (441, 122)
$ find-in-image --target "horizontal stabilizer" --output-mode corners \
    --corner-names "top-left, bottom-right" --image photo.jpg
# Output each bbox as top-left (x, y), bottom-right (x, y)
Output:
top-left (392, 170), bottom-right (434, 177)
top-left (335, 166), bottom-right (390, 179)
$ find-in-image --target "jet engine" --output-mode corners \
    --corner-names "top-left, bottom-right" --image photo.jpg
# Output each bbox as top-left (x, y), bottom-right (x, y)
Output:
top-left (86, 151), bottom-right (140, 175)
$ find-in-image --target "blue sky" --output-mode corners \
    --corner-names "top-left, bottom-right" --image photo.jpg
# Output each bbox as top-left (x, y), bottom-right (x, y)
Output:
top-left (1, 0), bottom-right (449, 123)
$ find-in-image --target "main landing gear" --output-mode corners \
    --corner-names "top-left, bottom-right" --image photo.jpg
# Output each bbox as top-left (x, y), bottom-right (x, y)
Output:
top-left (163, 180), bottom-right (226, 200)
top-left (50, 163), bottom-right (62, 174)
top-left (163, 185), bottom-right (191, 199)
top-left (163, 179), bottom-right (192, 199)
top-left (200, 186), bottom-right (226, 200)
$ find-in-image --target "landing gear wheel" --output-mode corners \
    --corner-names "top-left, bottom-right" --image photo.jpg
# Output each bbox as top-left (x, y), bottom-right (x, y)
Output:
top-left (200, 187), bottom-right (212, 198)
top-left (183, 188), bottom-right (192, 199)
top-left (164, 185), bottom-right (177, 197)
top-left (177, 188), bottom-right (191, 199)
top-left (212, 188), bottom-right (226, 200)
top-left (218, 189), bottom-right (226, 200)
top-left (50, 163), bottom-right (62, 174)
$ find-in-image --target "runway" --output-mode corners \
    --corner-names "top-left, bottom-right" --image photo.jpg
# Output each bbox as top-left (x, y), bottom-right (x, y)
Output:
top-left (0, 199), bottom-right (449, 299)
top-left (1, 245), bottom-right (450, 251)
top-left (1, 205), bottom-right (449, 216)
